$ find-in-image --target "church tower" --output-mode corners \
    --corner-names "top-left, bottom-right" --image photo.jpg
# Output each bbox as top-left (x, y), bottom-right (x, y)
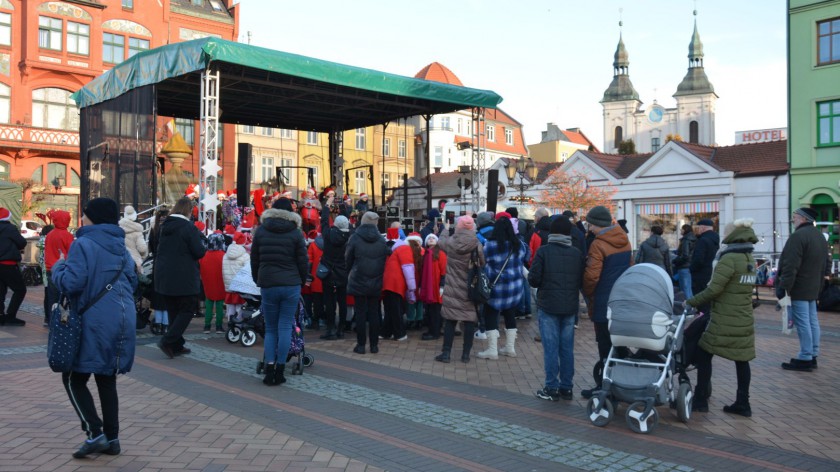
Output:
top-left (673, 10), bottom-right (718, 145)
top-left (601, 23), bottom-right (642, 153)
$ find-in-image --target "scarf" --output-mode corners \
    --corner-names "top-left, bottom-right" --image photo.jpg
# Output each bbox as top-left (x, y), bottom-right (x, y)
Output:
top-left (712, 242), bottom-right (754, 270)
top-left (547, 234), bottom-right (572, 247)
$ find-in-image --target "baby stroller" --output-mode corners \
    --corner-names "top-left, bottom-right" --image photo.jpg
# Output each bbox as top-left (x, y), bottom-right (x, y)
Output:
top-left (226, 294), bottom-right (265, 347)
top-left (586, 263), bottom-right (692, 434)
top-left (256, 297), bottom-right (314, 375)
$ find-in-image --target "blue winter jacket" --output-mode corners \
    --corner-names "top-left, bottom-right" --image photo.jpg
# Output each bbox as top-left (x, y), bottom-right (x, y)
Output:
top-left (52, 224), bottom-right (138, 376)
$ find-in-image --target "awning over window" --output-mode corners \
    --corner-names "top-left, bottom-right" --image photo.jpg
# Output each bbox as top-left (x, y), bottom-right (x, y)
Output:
top-left (635, 201), bottom-right (719, 215)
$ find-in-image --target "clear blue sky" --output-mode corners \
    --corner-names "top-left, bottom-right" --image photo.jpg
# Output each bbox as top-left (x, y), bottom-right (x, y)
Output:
top-left (238, 0), bottom-right (786, 149)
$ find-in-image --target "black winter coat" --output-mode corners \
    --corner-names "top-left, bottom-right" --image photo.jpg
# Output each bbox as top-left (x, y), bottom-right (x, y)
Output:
top-left (636, 234), bottom-right (672, 276)
top-left (528, 235), bottom-right (584, 316)
top-left (345, 224), bottom-right (390, 296)
top-left (690, 230), bottom-right (720, 293)
top-left (154, 215), bottom-right (206, 296)
top-left (0, 221), bottom-right (26, 262)
top-left (674, 232), bottom-right (696, 269)
top-left (779, 223), bottom-right (830, 300)
top-left (320, 204), bottom-right (350, 287)
top-left (251, 209), bottom-right (307, 288)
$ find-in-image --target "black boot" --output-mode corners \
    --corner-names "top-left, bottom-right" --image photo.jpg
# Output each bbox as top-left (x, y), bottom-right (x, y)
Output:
top-left (276, 364), bottom-right (286, 384)
top-left (812, 356), bottom-right (818, 369)
top-left (435, 350), bottom-right (451, 363)
top-left (781, 358), bottom-right (813, 372)
top-left (461, 321), bottom-right (475, 363)
top-left (263, 363), bottom-right (277, 386)
top-left (722, 389), bottom-right (751, 417)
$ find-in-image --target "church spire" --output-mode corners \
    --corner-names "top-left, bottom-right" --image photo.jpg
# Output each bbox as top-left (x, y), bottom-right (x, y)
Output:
top-left (674, 8), bottom-right (716, 97)
top-left (688, 9), bottom-right (704, 68)
top-left (602, 15), bottom-right (640, 103)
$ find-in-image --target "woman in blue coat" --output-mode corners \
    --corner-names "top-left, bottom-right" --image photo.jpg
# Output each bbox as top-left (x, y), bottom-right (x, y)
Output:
top-left (52, 198), bottom-right (138, 459)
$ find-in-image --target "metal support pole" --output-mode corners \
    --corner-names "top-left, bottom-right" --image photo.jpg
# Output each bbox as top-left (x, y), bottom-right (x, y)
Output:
top-left (403, 173), bottom-right (409, 217)
top-left (470, 107), bottom-right (486, 214)
top-left (199, 66), bottom-right (221, 231)
top-left (330, 130), bottom-right (345, 196)
top-left (424, 115), bottom-right (432, 215)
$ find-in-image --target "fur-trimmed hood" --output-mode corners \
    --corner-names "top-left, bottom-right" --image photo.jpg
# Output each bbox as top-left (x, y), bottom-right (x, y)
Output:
top-left (260, 208), bottom-right (302, 229)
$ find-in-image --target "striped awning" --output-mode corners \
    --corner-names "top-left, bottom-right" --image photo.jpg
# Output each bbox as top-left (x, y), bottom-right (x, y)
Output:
top-left (635, 201), bottom-right (719, 215)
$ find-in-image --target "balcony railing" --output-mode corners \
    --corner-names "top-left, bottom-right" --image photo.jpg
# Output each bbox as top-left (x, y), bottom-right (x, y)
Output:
top-left (0, 124), bottom-right (80, 150)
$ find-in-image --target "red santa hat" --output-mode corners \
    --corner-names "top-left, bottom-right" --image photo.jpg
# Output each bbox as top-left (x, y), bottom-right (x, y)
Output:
top-left (303, 187), bottom-right (316, 198)
top-left (280, 189), bottom-right (293, 199)
top-left (185, 183), bottom-right (198, 199)
top-left (233, 231), bottom-right (247, 245)
top-left (359, 193), bottom-right (368, 200)
top-left (405, 232), bottom-right (423, 245)
top-left (495, 211), bottom-right (512, 221)
top-left (217, 191), bottom-right (227, 200)
top-left (194, 221), bottom-right (206, 233)
top-left (0, 207), bottom-right (10, 222)
top-left (224, 224), bottom-right (236, 235)
top-left (386, 227), bottom-right (400, 241)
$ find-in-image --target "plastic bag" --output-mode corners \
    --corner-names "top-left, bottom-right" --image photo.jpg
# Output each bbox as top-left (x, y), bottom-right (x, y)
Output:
top-left (778, 294), bottom-right (793, 335)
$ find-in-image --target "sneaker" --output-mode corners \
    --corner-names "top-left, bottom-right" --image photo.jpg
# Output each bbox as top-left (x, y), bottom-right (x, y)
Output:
top-left (396, 335), bottom-right (408, 341)
top-left (203, 326), bottom-right (211, 334)
top-left (73, 434), bottom-right (109, 458)
top-left (104, 439), bottom-right (121, 456)
top-left (370, 345), bottom-right (379, 354)
top-left (353, 344), bottom-right (366, 354)
top-left (558, 389), bottom-right (573, 401)
top-left (216, 326), bottom-right (224, 334)
top-left (535, 388), bottom-right (560, 401)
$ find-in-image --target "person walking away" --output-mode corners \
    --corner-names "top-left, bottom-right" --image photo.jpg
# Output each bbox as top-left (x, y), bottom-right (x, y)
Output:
top-left (200, 233), bottom-right (227, 333)
top-left (346, 211), bottom-right (389, 353)
top-left (154, 197), bottom-right (206, 358)
top-left (635, 224), bottom-right (673, 277)
top-left (0, 207), bottom-right (27, 326)
top-left (690, 219), bottom-right (720, 310)
top-left (251, 200), bottom-right (307, 385)
top-left (779, 207), bottom-right (829, 372)
top-left (686, 219), bottom-right (758, 416)
top-left (44, 209), bottom-right (74, 326)
top-left (477, 213), bottom-right (530, 360)
top-left (52, 197), bottom-right (137, 458)
top-left (222, 231), bottom-right (250, 323)
top-left (674, 224), bottom-right (697, 299)
top-left (580, 205), bottom-right (633, 398)
top-left (381, 233), bottom-right (420, 341)
top-left (319, 194), bottom-right (350, 340)
top-left (420, 233), bottom-right (447, 340)
top-left (119, 205), bottom-right (148, 271)
top-left (529, 216), bottom-right (584, 401)
top-left (147, 208), bottom-right (170, 333)
top-left (435, 216), bottom-right (483, 362)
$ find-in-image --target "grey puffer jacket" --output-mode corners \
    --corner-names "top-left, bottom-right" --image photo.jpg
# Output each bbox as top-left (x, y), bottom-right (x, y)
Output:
top-left (438, 228), bottom-right (484, 322)
top-left (635, 234), bottom-right (672, 276)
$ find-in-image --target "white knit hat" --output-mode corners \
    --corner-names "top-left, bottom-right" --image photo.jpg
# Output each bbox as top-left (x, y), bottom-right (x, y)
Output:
top-left (124, 205), bottom-right (137, 222)
top-left (424, 233), bottom-right (439, 246)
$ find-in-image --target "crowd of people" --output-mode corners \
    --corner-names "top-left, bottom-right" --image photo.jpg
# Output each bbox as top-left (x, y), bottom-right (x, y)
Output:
top-left (0, 180), bottom-right (831, 458)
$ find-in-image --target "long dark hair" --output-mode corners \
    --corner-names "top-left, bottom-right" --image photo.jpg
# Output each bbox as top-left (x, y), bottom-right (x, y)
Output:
top-left (490, 217), bottom-right (520, 253)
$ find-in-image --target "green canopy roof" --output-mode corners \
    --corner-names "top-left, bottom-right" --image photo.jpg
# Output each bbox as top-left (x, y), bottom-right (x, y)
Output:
top-left (74, 37), bottom-right (503, 131)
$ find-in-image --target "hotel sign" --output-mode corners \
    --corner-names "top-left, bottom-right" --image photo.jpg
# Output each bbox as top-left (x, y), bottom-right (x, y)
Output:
top-left (734, 128), bottom-right (786, 144)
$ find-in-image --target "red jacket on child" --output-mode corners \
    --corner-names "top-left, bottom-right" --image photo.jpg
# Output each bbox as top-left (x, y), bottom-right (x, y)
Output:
top-left (200, 250), bottom-right (226, 301)
top-left (45, 210), bottom-right (74, 271)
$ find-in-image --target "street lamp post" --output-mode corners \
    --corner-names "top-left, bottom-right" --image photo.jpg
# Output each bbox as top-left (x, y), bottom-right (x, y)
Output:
top-left (504, 155), bottom-right (537, 209)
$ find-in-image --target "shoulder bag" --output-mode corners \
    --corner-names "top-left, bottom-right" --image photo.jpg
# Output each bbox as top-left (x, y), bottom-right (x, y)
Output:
top-left (316, 261), bottom-right (331, 280)
top-left (468, 247), bottom-right (514, 304)
top-left (48, 260), bottom-right (127, 373)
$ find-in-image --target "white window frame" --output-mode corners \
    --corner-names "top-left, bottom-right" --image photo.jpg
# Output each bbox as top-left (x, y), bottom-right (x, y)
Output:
top-left (434, 146), bottom-right (443, 167)
top-left (355, 169), bottom-right (366, 194)
top-left (0, 12), bottom-right (9, 46)
top-left (0, 83), bottom-right (10, 124)
top-left (32, 88), bottom-right (79, 131)
top-left (382, 137), bottom-right (390, 157)
top-left (260, 126), bottom-right (273, 137)
top-left (306, 131), bottom-right (318, 145)
top-left (280, 129), bottom-right (294, 139)
top-left (278, 157), bottom-right (293, 185)
top-left (382, 172), bottom-right (391, 189)
top-left (310, 166), bottom-right (318, 189)
top-left (242, 124), bottom-right (255, 134)
top-left (39, 16), bottom-right (62, 51)
top-left (355, 128), bottom-right (366, 150)
top-left (66, 21), bottom-right (89, 55)
top-left (260, 156), bottom-right (274, 183)
top-left (441, 116), bottom-right (450, 131)
top-left (505, 128), bottom-right (513, 145)
top-left (456, 118), bottom-right (463, 135)
top-left (486, 124), bottom-right (495, 142)
top-left (398, 139), bottom-right (406, 158)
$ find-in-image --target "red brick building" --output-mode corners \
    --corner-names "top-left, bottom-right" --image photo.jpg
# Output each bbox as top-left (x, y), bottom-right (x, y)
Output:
top-left (0, 0), bottom-right (239, 225)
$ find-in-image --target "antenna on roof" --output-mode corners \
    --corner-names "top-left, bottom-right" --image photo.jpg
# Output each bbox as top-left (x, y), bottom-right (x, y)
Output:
top-left (619, 7), bottom-right (624, 29)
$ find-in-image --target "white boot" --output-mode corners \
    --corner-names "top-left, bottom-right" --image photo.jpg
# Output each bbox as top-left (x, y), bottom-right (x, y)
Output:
top-left (477, 329), bottom-right (499, 360)
top-left (498, 328), bottom-right (518, 357)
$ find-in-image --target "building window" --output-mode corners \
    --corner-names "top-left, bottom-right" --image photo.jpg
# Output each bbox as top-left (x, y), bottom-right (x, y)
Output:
top-left (39, 16), bottom-right (62, 50)
top-left (355, 170), bottom-right (365, 194)
top-left (70, 168), bottom-right (80, 187)
top-left (398, 139), bottom-right (406, 158)
top-left (427, 117), bottom-right (434, 129)
top-left (383, 172), bottom-right (391, 189)
top-left (0, 12), bottom-right (12, 46)
top-left (31, 166), bottom-right (43, 184)
top-left (382, 138), bottom-right (390, 157)
top-left (818, 18), bottom-right (840, 65)
top-left (66, 22), bottom-right (90, 55)
top-left (47, 163), bottom-right (67, 189)
top-left (818, 100), bottom-right (840, 146)
top-left (175, 118), bottom-right (194, 146)
top-left (306, 131), bottom-right (318, 145)
top-left (441, 116), bottom-right (450, 131)
top-left (192, 0), bottom-right (203, 5)
top-left (280, 129), bottom-right (293, 139)
top-left (128, 37), bottom-right (149, 58)
top-left (456, 118), bottom-right (463, 135)
top-left (242, 124), bottom-right (254, 134)
top-left (260, 156), bottom-right (274, 182)
top-left (278, 158), bottom-right (293, 185)
top-left (651, 137), bottom-right (661, 152)
top-left (0, 160), bottom-right (8, 181)
top-left (32, 88), bottom-right (78, 130)
top-left (209, 0), bottom-right (225, 11)
top-left (103, 32), bottom-right (125, 64)
top-left (486, 124), bottom-right (495, 142)
top-left (355, 128), bottom-right (366, 150)
top-left (309, 166), bottom-right (318, 189)
top-left (261, 127), bottom-right (273, 137)
top-left (122, 0), bottom-right (134, 8)
top-left (614, 126), bottom-right (623, 146)
top-left (466, 119), bottom-right (471, 135)
top-left (0, 83), bottom-right (9, 124)
top-left (689, 121), bottom-right (699, 143)
top-left (505, 128), bottom-right (513, 145)
top-left (434, 146), bottom-right (443, 167)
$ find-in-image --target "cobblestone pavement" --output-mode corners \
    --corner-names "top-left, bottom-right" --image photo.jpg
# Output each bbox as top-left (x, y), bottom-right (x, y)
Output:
top-left (1, 288), bottom-right (838, 471)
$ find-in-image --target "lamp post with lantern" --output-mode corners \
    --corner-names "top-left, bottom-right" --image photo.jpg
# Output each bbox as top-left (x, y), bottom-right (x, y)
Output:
top-left (504, 155), bottom-right (537, 209)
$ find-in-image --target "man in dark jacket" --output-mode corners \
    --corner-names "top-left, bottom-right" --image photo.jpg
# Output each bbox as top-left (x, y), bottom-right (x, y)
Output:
top-left (528, 216), bottom-right (583, 401)
top-left (154, 197), bottom-right (207, 358)
top-left (690, 218), bottom-right (720, 299)
top-left (673, 224), bottom-right (697, 299)
top-left (420, 209), bottom-right (444, 244)
top-left (635, 225), bottom-right (672, 276)
top-left (476, 211), bottom-right (495, 245)
top-left (346, 211), bottom-right (390, 354)
top-left (320, 195), bottom-right (350, 340)
top-left (0, 207), bottom-right (28, 326)
top-left (780, 208), bottom-right (830, 372)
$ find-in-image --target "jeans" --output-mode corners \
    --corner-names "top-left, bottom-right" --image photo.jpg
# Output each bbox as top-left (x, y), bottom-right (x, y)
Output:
top-left (261, 285), bottom-right (300, 365)
top-left (62, 372), bottom-right (119, 440)
top-left (677, 268), bottom-right (693, 299)
top-left (538, 309), bottom-right (575, 390)
top-left (791, 299), bottom-right (820, 360)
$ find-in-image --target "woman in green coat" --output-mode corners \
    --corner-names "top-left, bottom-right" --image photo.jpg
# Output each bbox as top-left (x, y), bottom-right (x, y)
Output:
top-left (686, 219), bottom-right (757, 417)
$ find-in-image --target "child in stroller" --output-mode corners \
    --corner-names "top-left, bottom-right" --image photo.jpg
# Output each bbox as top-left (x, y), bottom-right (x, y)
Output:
top-left (586, 263), bottom-right (692, 434)
top-left (225, 294), bottom-right (265, 346)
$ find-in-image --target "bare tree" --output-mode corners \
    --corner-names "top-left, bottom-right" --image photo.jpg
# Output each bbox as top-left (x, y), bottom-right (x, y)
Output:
top-left (537, 169), bottom-right (617, 215)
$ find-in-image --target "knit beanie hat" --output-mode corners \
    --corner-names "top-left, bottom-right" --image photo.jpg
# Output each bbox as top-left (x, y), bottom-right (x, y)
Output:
top-left (456, 215), bottom-right (475, 231)
top-left (795, 207), bottom-right (818, 223)
top-left (495, 211), bottom-right (512, 221)
top-left (334, 215), bottom-right (350, 232)
top-left (585, 206), bottom-right (612, 228)
top-left (224, 224), bottom-right (236, 235)
top-left (550, 215), bottom-right (572, 235)
top-left (124, 205), bottom-right (137, 222)
top-left (425, 233), bottom-right (439, 246)
top-left (361, 211), bottom-right (379, 225)
top-left (476, 211), bottom-right (494, 228)
top-left (84, 197), bottom-right (119, 225)
top-left (272, 198), bottom-right (293, 212)
top-left (0, 207), bottom-right (10, 222)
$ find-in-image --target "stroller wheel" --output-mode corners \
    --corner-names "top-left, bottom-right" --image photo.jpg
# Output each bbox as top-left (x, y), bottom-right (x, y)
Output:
top-left (241, 329), bottom-right (258, 347)
top-left (626, 401), bottom-right (659, 434)
top-left (291, 361), bottom-right (301, 375)
top-left (676, 383), bottom-right (692, 423)
top-left (226, 327), bottom-right (242, 344)
top-left (586, 397), bottom-right (613, 427)
top-left (302, 353), bottom-right (314, 368)
top-left (294, 355), bottom-right (304, 375)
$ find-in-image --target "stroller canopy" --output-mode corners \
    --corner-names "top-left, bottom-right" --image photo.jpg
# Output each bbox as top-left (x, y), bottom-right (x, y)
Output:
top-left (608, 263), bottom-right (675, 350)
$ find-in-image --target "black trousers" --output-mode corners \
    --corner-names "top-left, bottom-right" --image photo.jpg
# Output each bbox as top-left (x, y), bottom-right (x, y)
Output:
top-left (354, 295), bottom-right (381, 348)
top-left (442, 319), bottom-right (475, 354)
top-left (694, 347), bottom-right (751, 402)
top-left (0, 264), bottom-right (26, 318)
top-left (382, 291), bottom-right (405, 339)
top-left (162, 295), bottom-right (197, 350)
top-left (62, 372), bottom-right (119, 440)
top-left (425, 303), bottom-right (442, 335)
top-left (322, 282), bottom-right (346, 330)
top-left (484, 305), bottom-right (516, 331)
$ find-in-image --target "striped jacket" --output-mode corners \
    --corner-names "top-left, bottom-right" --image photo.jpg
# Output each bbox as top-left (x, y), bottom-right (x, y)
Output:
top-left (484, 239), bottom-right (530, 311)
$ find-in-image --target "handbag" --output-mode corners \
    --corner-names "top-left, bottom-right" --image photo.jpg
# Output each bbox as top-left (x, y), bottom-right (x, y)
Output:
top-left (468, 247), bottom-right (514, 304)
top-left (139, 254), bottom-right (154, 285)
top-left (316, 262), bottom-right (331, 280)
top-left (47, 261), bottom-right (126, 373)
